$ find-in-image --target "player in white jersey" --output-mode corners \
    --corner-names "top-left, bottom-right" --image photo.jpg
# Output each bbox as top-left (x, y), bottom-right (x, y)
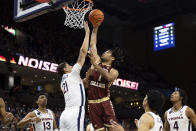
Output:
top-left (163, 89), bottom-right (196, 131)
top-left (17, 94), bottom-right (57, 131)
top-left (135, 90), bottom-right (165, 131)
top-left (57, 21), bottom-right (90, 131)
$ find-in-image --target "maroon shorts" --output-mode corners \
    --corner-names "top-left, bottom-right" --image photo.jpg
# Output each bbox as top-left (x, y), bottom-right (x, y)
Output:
top-left (88, 100), bottom-right (117, 130)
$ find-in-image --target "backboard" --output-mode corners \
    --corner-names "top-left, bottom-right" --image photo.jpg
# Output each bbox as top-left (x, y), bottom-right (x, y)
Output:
top-left (14, 0), bottom-right (76, 22)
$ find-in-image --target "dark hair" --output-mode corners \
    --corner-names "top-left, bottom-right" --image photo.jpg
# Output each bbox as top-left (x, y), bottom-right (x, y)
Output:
top-left (57, 62), bottom-right (67, 76)
top-left (147, 90), bottom-right (165, 112)
top-left (177, 89), bottom-right (188, 105)
top-left (34, 92), bottom-right (48, 102)
top-left (111, 47), bottom-right (124, 68)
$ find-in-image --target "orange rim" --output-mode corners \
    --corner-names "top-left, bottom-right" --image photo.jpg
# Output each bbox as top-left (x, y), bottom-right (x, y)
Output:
top-left (63, 0), bottom-right (93, 11)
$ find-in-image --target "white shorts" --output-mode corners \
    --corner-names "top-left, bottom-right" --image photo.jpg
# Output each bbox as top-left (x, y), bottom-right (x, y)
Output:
top-left (60, 107), bottom-right (85, 131)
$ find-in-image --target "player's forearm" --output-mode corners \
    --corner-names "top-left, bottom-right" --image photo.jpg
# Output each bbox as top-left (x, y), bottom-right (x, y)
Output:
top-left (80, 32), bottom-right (90, 55)
top-left (192, 119), bottom-right (196, 128)
top-left (54, 121), bottom-right (57, 129)
top-left (53, 121), bottom-right (57, 129)
top-left (17, 118), bottom-right (31, 128)
top-left (93, 63), bottom-right (112, 81)
top-left (190, 113), bottom-right (196, 128)
top-left (90, 27), bottom-right (98, 51)
top-left (186, 108), bottom-right (196, 128)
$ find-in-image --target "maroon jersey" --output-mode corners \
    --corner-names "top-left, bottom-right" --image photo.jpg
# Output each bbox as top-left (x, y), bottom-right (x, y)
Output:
top-left (87, 63), bottom-right (113, 100)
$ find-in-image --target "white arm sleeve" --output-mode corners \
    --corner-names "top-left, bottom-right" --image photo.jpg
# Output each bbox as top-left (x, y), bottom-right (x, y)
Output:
top-left (71, 63), bottom-right (82, 77)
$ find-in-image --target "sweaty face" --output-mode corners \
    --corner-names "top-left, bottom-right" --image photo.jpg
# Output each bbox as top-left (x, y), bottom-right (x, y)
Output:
top-left (101, 50), bottom-right (113, 61)
top-left (170, 91), bottom-right (181, 103)
top-left (37, 95), bottom-right (47, 106)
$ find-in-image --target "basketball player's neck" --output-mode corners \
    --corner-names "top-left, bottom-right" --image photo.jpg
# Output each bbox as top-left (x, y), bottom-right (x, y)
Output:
top-left (173, 101), bottom-right (182, 111)
top-left (144, 106), bottom-right (151, 113)
top-left (38, 106), bottom-right (47, 113)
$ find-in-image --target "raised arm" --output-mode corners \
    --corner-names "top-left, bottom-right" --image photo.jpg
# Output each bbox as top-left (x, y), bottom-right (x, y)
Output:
top-left (186, 107), bottom-right (196, 128)
top-left (163, 111), bottom-right (170, 131)
top-left (90, 26), bottom-right (101, 63)
top-left (77, 21), bottom-right (90, 67)
top-left (17, 112), bottom-right (40, 128)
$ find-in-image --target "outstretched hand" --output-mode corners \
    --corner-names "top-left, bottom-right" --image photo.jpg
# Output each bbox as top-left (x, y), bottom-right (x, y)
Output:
top-left (88, 50), bottom-right (97, 65)
top-left (83, 21), bottom-right (90, 33)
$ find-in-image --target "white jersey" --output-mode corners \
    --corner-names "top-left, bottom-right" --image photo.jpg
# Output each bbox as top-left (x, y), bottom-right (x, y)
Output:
top-left (60, 63), bottom-right (85, 108)
top-left (60, 63), bottom-right (86, 131)
top-left (32, 109), bottom-right (54, 131)
top-left (167, 105), bottom-right (192, 131)
top-left (147, 112), bottom-right (163, 131)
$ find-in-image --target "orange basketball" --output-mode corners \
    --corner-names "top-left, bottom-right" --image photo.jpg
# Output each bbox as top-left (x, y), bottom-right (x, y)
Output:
top-left (89, 9), bottom-right (104, 26)
top-left (35, 0), bottom-right (50, 3)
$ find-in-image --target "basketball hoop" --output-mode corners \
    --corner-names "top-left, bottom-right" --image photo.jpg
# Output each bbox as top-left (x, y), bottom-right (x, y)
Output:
top-left (62, 0), bottom-right (93, 29)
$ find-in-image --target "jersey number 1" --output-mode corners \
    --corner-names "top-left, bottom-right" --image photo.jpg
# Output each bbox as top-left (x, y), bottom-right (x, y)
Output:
top-left (62, 81), bottom-right (68, 94)
top-left (173, 121), bottom-right (179, 130)
top-left (98, 75), bottom-right (102, 81)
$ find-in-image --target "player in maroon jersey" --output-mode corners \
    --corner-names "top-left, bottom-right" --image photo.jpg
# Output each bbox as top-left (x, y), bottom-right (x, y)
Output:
top-left (83, 24), bottom-right (124, 131)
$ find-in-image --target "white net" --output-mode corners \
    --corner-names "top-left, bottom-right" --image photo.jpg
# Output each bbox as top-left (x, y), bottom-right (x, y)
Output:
top-left (63, 0), bottom-right (93, 29)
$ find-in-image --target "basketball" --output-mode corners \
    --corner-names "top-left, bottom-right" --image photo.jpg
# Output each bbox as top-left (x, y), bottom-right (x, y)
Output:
top-left (35, 0), bottom-right (50, 3)
top-left (89, 9), bottom-right (104, 26)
